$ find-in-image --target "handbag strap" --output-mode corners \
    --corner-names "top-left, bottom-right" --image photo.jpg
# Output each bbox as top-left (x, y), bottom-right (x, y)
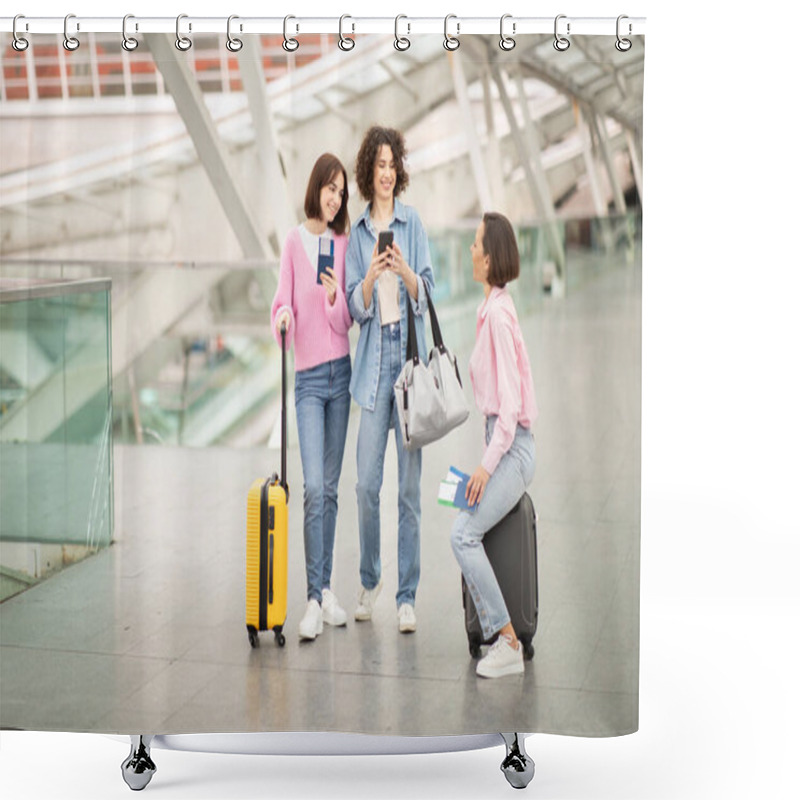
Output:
top-left (405, 282), bottom-right (445, 365)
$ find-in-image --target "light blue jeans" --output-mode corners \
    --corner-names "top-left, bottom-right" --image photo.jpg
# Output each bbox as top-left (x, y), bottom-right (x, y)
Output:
top-left (450, 416), bottom-right (535, 639)
top-left (355, 323), bottom-right (422, 608)
top-left (295, 355), bottom-right (352, 603)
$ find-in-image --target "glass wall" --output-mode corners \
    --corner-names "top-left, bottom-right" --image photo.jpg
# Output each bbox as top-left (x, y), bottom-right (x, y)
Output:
top-left (0, 213), bottom-right (640, 455)
top-left (0, 278), bottom-right (113, 601)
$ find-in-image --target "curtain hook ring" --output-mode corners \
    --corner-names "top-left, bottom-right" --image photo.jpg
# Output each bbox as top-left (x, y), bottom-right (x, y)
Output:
top-left (499, 14), bottom-right (516, 51)
top-left (394, 15), bottom-right (410, 51)
top-left (226, 15), bottom-right (243, 52)
top-left (283, 15), bottom-right (299, 52)
top-left (553, 14), bottom-right (570, 51)
top-left (338, 14), bottom-right (355, 51)
top-left (443, 14), bottom-right (460, 51)
top-left (175, 14), bottom-right (192, 51)
top-left (12, 14), bottom-right (29, 52)
top-left (63, 13), bottom-right (80, 51)
top-left (122, 14), bottom-right (139, 52)
top-left (615, 15), bottom-right (632, 51)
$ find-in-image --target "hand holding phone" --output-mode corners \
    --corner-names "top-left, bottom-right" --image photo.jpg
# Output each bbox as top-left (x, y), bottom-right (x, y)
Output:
top-left (378, 230), bottom-right (394, 256)
top-left (317, 237), bottom-right (335, 285)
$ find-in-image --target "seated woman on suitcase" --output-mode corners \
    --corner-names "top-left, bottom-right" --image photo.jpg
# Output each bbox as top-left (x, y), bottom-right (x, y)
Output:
top-left (272, 153), bottom-right (353, 641)
top-left (450, 212), bottom-right (539, 678)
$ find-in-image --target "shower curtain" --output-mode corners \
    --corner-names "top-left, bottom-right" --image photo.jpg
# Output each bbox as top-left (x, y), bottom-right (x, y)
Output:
top-left (0, 20), bottom-right (643, 742)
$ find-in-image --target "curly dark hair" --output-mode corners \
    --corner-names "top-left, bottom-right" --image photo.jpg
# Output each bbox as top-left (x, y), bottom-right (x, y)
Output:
top-left (354, 126), bottom-right (409, 202)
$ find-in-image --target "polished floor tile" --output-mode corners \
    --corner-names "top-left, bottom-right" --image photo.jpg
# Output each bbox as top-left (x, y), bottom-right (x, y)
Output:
top-left (0, 258), bottom-right (641, 737)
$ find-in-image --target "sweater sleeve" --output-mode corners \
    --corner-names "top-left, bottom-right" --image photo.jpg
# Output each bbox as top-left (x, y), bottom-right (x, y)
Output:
top-left (271, 233), bottom-right (296, 350)
top-left (481, 310), bottom-right (522, 475)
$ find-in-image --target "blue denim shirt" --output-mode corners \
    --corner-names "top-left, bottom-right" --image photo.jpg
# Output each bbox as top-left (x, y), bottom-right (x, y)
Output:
top-left (345, 199), bottom-right (435, 411)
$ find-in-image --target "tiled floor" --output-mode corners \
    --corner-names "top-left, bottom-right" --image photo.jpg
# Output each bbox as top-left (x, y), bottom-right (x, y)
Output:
top-left (0, 255), bottom-right (640, 737)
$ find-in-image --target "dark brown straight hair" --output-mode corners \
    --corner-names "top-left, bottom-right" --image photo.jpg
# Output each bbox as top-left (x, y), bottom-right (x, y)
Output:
top-left (482, 212), bottom-right (520, 288)
top-left (304, 153), bottom-right (350, 235)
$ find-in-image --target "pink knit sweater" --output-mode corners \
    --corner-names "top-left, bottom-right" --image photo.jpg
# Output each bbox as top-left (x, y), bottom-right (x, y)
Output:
top-left (270, 226), bottom-right (352, 372)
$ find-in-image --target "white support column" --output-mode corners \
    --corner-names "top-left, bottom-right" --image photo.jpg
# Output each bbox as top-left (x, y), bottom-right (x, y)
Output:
top-left (449, 52), bottom-right (493, 213)
top-left (625, 128), bottom-right (643, 206)
top-left (481, 67), bottom-right (506, 213)
top-left (220, 39), bottom-right (231, 94)
top-left (146, 33), bottom-right (268, 261)
top-left (57, 41), bottom-right (69, 99)
top-left (576, 102), bottom-right (607, 217)
top-left (25, 43), bottom-right (38, 101)
top-left (491, 63), bottom-right (565, 276)
top-left (513, 72), bottom-right (559, 221)
top-left (236, 37), bottom-right (297, 252)
top-left (88, 33), bottom-right (101, 99)
top-left (122, 46), bottom-right (133, 99)
top-left (591, 110), bottom-right (628, 216)
top-left (590, 109), bottom-right (633, 249)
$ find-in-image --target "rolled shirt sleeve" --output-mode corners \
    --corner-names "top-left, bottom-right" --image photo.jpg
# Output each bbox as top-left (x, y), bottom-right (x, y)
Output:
top-left (481, 311), bottom-right (522, 475)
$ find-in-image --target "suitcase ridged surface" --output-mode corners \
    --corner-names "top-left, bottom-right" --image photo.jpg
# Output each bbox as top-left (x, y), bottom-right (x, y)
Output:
top-left (245, 479), bottom-right (265, 631)
top-left (245, 478), bottom-right (288, 634)
top-left (463, 492), bottom-right (538, 658)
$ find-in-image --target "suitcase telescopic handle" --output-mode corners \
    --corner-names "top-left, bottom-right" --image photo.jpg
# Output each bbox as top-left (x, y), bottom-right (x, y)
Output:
top-left (280, 324), bottom-right (287, 491)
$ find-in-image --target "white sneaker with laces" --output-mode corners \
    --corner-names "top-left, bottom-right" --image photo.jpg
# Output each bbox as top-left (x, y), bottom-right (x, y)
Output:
top-left (321, 589), bottom-right (347, 627)
top-left (476, 634), bottom-right (524, 678)
top-left (298, 599), bottom-right (323, 640)
top-left (354, 579), bottom-right (382, 621)
top-left (397, 603), bottom-right (416, 633)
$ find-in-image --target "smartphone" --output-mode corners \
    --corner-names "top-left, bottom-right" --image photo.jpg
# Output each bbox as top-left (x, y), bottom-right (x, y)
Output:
top-left (317, 237), bottom-right (334, 285)
top-left (378, 230), bottom-right (394, 255)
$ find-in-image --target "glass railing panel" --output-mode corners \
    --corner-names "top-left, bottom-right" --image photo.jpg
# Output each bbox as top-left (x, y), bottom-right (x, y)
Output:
top-left (0, 278), bottom-right (113, 601)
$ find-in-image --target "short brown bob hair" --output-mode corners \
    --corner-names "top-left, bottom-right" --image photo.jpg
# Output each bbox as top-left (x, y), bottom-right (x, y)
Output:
top-left (482, 212), bottom-right (520, 288)
top-left (304, 153), bottom-right (350, 235)
top-left (354, 126), bottom-right (410, 202)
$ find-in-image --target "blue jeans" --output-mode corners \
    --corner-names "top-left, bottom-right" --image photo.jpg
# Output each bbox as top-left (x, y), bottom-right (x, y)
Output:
top-left (450, 416), bottom-right (536, 639)
top-left (295, 355), bottom-right (352, 603)
top-left (355, 323), bottom-right (422, 607)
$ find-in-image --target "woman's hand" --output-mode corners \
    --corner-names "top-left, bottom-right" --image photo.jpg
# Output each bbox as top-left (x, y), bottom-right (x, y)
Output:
top-left (388, 242), bottom-right (418, 300)
top-left (466, 466), bottom-right (490, 507)
top-left (319, 267), bottom-right (338, 305)
top-left (363, 243), bottom-right (389, 308)
top-left (276, 310), bottom-right (291, 333)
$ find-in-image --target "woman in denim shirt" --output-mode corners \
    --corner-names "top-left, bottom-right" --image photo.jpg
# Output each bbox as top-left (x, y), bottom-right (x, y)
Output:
top-left (345, 126), bottom-right (435, 634)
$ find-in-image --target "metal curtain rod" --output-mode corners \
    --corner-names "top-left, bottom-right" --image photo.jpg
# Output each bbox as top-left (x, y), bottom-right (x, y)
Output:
top-left (0, 15), bottom-right (646, 37)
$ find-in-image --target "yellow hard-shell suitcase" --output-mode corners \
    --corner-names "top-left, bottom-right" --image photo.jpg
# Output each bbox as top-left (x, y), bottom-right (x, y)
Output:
top-left (246, 326), bottom-right (289, 648)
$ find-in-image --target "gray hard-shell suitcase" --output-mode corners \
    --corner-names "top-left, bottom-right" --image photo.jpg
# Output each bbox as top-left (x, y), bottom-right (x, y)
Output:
top-left (462, 492), bottom-right (538, 660)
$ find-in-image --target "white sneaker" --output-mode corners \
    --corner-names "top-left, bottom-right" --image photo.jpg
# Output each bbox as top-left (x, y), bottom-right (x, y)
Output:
top-left (476, 634), bottom-right (524, 678)
top-left (321, 589), bottom-right (347, 627)
top-left (354, 579), bottom-right (382, 621)
top-left (298, 599), bottom-right (323, 640)
top-left (397, 603), bottom-right (416, 633)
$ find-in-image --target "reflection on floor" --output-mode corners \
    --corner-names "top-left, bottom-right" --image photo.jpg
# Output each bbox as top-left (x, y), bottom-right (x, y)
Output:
top-left (0, 259), bottom-right (640, 737)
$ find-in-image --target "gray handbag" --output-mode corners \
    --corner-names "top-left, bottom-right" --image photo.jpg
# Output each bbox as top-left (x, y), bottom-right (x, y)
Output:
top-left (394, 285), bottom-right (469, 450)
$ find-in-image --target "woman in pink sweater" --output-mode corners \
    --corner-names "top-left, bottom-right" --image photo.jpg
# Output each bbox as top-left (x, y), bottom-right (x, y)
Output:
top-left (271, 153), bottom-right (353, 642)
top-left (450, 212), bottom-right (539, 678)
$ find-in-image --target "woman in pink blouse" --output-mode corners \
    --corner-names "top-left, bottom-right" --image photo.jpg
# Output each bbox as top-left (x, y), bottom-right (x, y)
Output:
top-left (271, 153), bottom-right (353, 642)
top-left (450, 212), bottom-right (539, 678)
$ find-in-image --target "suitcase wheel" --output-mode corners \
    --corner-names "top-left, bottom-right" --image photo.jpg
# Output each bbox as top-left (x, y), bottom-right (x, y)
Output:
top-left (274, 628), bottom-right (286, 647)
top-left (468, 634), bottom-right (482, 659)
top-left (247, 626), bottom-right (260, 649)
top-left (520, 635), bottom-right (535, 661)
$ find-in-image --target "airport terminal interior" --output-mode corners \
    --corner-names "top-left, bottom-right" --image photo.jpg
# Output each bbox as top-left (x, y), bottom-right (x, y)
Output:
top-left (1, 31), bottom-right (642, 736)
